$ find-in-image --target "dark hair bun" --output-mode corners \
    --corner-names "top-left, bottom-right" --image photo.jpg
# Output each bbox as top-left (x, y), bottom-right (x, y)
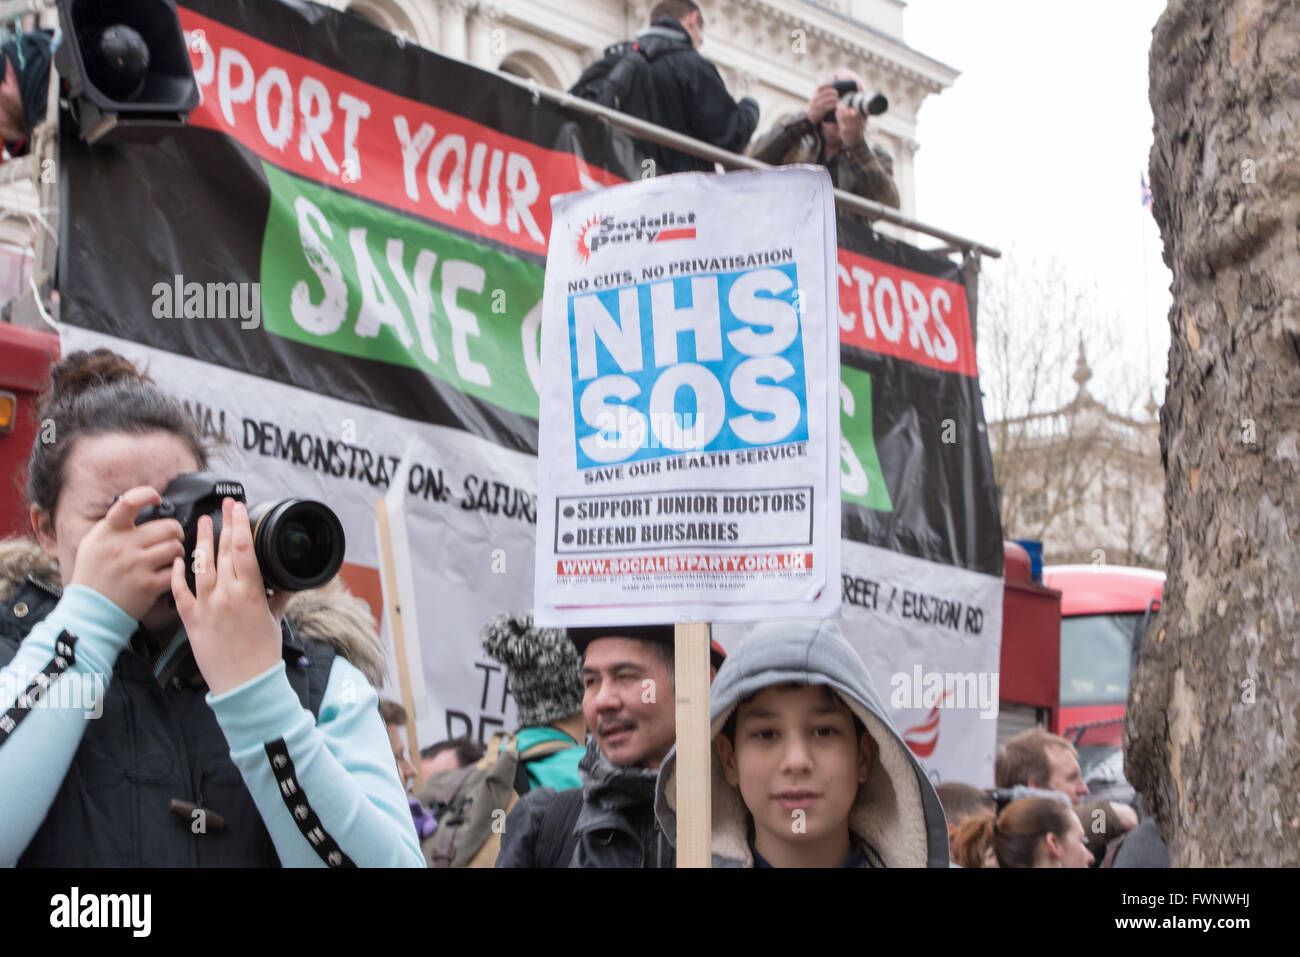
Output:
top-left (41, 349), bottom-right (151, 415)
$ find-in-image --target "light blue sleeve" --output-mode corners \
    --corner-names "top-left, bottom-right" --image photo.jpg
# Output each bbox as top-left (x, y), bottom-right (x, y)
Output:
top-left (0, 585), bottom-right (136, 867)
top-left (207, 656), bottom-right (423, 868)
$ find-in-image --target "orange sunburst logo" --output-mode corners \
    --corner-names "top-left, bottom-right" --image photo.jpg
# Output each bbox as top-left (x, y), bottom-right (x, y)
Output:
top-left (575, 214), bottom-right (602, 263)
top-left (902, 689), bottom-right (953, 758)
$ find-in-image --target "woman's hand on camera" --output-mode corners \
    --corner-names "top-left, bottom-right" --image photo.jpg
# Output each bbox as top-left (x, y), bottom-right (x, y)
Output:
top-left (70, 485), bottom-right (185, 621)
top-left (171, 497), bottom-right (282, 696)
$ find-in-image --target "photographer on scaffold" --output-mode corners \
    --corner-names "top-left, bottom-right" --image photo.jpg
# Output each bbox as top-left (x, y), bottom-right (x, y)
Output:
top-left (748, 69), bottom-right (901, 210)
top-left (0, 349), bottom-right (422, 867)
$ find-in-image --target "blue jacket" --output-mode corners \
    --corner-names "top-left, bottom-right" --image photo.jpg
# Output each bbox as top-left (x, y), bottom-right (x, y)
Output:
top-left (0, 540), bottom-right (421, 867)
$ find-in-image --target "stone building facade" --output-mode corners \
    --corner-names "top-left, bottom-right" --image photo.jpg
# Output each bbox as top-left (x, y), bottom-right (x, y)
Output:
top-left (328, 0), bottom-right (958, 222)
top-left (989, 345), bottom-right (1167, 570)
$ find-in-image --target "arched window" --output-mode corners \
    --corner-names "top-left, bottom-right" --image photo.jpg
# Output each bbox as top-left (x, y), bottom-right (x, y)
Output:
top-left (346, 0), bottom-right (421, 45)
top-left (498, 51), bottom-right (562, 91)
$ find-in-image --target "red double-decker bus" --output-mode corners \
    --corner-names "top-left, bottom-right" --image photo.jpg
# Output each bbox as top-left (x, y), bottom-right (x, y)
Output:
top-left (1043, 564), bottom-right (1165, 751)
top-left (999, 545), bottom-right (1164, 779)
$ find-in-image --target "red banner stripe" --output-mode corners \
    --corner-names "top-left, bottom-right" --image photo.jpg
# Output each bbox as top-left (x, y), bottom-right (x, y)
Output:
top-left (178, 7), bottom-right (623, 258)
top-left (837, 246), bottom-right (977, 376)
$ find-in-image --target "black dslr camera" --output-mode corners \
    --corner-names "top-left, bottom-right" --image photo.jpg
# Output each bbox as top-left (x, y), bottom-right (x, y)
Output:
top-left (135, 473), bottom-right (346, 592)
top-left (828, 78), bottom-right (888, 122)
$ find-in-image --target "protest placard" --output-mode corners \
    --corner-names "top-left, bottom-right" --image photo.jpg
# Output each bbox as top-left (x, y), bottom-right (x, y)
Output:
top-left (533, 168), bottom-right (842, 627)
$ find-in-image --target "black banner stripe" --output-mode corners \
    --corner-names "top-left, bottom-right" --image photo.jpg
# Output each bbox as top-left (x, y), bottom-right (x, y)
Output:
top-left (840, 346), bottom-right (1001, 575)
top-left (836, 216), bottom-right (968, 285)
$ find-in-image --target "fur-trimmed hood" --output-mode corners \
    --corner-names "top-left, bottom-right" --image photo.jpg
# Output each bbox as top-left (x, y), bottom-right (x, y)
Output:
top-left (0, 536), bottom-right (384, 687)
top-left (654, 619), bottom-right (950, 867)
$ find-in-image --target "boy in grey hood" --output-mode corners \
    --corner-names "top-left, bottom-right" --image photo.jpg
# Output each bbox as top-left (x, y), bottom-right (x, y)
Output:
top-left (655, 619), bottom-right (951, 867)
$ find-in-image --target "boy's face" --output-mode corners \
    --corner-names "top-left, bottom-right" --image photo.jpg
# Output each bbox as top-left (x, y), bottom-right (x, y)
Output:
top-left (716, 684), bottom-right (873, 852)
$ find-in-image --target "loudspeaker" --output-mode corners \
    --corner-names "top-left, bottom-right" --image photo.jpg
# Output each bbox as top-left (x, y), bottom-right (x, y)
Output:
top-left (55, 0), bottom-right (199, 144)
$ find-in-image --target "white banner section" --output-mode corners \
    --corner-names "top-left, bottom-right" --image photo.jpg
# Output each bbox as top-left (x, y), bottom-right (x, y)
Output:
top-left (715, 542), bottom-right (1003, 787)
top-left (534, 167), bottom-right (841, 626)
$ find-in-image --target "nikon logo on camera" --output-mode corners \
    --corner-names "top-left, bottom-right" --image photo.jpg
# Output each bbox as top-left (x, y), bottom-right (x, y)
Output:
top-left (212, 482), bottom-right (244, 498)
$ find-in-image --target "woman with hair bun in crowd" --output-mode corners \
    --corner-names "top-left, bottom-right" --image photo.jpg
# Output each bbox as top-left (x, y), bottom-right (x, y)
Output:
top-left (0, 349), bottom-right (422, 867)
top-left (952, 795), bottom-right (1093, 869)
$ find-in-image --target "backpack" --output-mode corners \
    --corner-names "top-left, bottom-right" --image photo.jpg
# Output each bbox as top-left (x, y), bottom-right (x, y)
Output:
top-left (416, 731), bottom-right (576, 868)
top-left (568, 40), bottom-right (664, 127)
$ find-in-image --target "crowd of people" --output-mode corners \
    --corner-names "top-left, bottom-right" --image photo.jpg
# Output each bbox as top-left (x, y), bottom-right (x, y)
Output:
top-left (386, 621), bottom-right (1161, 868)
top-left (937, 729), bottom-right (1158, 868)
top-left (0, 7), bottom-right (1155, 869)
top-left (0, 348), bottom-right (1164, 869)
top-left (571, 0), bottom-right (901, 209)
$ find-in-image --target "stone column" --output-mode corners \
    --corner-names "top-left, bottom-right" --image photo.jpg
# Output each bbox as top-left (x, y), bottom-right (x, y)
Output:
top-left (467, 3), bottom-right (498, 68)
top-left (441, 0), bottom-right (470, 62)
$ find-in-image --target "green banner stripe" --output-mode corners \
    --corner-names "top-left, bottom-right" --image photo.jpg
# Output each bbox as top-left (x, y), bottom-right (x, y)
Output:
top-left (260, 163), bottom-right (544, 420)
top-left (840, 365), bottom-right (893, 512)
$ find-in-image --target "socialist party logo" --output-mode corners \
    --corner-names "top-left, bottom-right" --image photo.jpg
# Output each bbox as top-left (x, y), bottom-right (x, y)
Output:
top-left (576, 211), bottom-right (697, 262)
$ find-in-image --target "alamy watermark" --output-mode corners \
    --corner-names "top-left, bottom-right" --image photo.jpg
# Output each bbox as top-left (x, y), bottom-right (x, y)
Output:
top-left (889, 666), bottom-right (999, 720)
top-left (151, 274), bottom-right (261, 330)
top-left (589, 410), bottom-right (705, 452)
top-left (0, 670), bottom-right (105, 719)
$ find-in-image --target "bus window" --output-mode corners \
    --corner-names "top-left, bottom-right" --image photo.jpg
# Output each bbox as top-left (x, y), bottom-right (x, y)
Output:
top-left (1059, 614), bottom-right (1140, 705)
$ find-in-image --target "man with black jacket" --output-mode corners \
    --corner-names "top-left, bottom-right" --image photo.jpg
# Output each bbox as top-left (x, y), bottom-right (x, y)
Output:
top-left (495, 624), bottom-right (681, 868)
top-left (636, 0), bottom-right (759, 173)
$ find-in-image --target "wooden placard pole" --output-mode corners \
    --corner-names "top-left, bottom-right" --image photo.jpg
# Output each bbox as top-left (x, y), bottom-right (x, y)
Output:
top-left (674, 621), bottom-right (712, 868)
top-left (375, 496), bottom-right (421, 782)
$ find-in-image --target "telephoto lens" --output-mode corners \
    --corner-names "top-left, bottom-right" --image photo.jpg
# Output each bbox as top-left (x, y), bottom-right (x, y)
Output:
top-left (842, 90), bottom-right (888, 117)
top-left (247, 498), bottom-right (346, 592)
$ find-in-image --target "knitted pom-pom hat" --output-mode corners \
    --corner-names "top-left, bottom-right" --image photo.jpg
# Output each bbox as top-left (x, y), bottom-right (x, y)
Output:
top-left (480, 611), bottom-right (584, 727)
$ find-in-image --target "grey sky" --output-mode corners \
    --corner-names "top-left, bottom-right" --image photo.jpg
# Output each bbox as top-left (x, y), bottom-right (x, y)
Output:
top-left (902, 0), bottom-right (1172, 414)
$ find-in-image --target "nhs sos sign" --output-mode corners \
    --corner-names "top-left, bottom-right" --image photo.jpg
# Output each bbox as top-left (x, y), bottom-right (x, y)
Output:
top-left (567, 263), bottom-right (808, 468)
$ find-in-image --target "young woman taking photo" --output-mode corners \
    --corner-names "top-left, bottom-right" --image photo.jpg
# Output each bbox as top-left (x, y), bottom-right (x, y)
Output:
top-left (0, 350), bottom-right (421, 866)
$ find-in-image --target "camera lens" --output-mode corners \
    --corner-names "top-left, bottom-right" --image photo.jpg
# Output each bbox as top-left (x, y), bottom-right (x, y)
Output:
top-left (248, 499), bottom-right (345, 591)
top-left (279, 522), bottom-right (311, 562)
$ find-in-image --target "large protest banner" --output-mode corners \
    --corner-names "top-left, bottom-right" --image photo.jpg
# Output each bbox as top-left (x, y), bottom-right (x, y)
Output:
top-left (533, 168), bottom-right (840, 626)
top-left (56, 0), bottom-right (1002, 782)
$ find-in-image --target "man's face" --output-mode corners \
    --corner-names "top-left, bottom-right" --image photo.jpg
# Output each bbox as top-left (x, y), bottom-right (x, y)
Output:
top-left (386, 723), bottom-right (417, 793)
top-left (421, 748), bottom-right (462, 779)
top-left (581, 637), bottom-right (675, 769)
top-left (1042, 745), bottom-right (1088, 804)
top-left (716, 685), bottom-right (872, 856)
top-left (682, 10), bottom-right (704, 49)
